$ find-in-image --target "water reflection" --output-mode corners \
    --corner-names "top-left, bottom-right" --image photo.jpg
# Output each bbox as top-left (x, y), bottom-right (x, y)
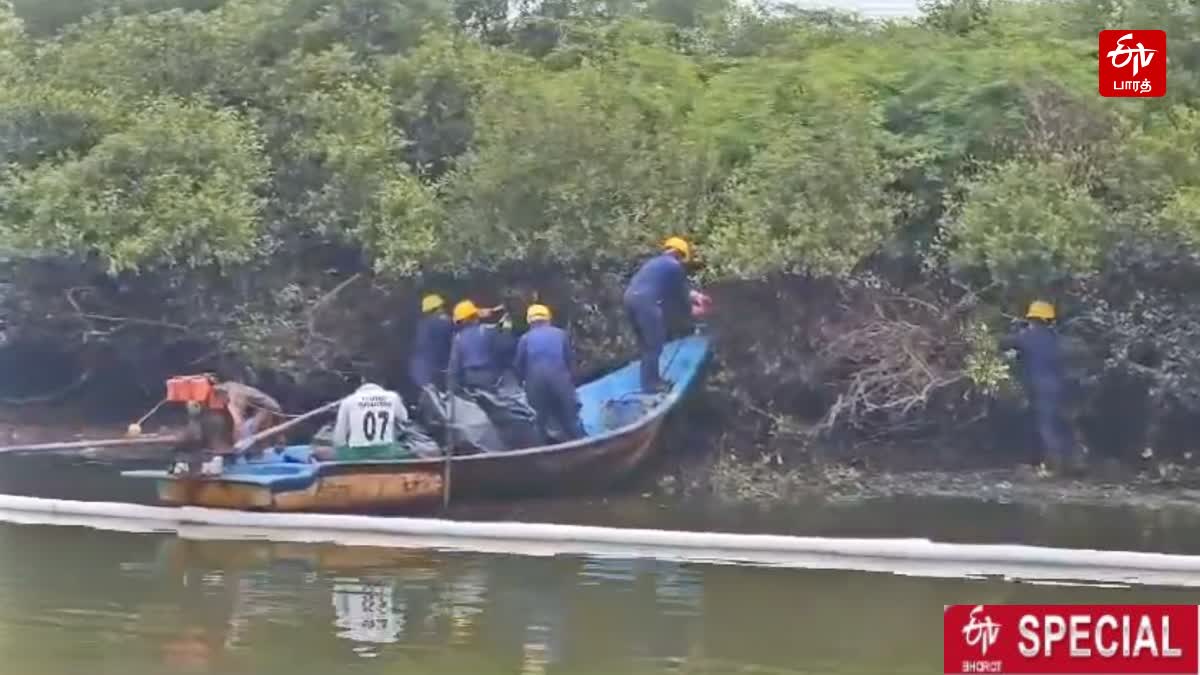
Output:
top-left (443, 566), bottom-right (486, 645)
top-left (331, 579), bottom-right (402, 647)
top-left (161, 626), bottom-right (217, 671)
top-left (0, 523), bottom-right (1198, 675)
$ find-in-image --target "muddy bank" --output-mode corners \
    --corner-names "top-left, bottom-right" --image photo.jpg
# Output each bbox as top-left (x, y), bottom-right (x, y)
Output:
top-left (0, 402), bottom-right (152, 447)
top-left (683, 449), bottom-right (1200, 513)
top-left (2, 400), bottom-right (1200, 518)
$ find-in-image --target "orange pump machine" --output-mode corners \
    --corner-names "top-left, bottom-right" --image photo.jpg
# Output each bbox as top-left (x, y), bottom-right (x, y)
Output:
top-left (165, 374), bottom-right (227, 410)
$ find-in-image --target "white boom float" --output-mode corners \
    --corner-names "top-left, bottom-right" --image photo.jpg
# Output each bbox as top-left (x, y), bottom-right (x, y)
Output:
top-left (0, 494), bottom-right (1198, 587)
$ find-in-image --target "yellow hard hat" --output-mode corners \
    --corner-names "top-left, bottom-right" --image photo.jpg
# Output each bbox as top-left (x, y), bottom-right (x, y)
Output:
top-left (421, 294), bottom-right (444, 313)
top-left (662, 236), bottom-right (691, 261)
top-left (527, 304), bottom-right (551, 323)
top-left (453, 300), bottom-right (479, 324)
top-left (1026, 300), bottom-right (1056, 320)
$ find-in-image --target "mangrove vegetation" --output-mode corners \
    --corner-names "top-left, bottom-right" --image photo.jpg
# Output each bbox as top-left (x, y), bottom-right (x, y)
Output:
top-left (1, 0), bottom-right (1199, 476)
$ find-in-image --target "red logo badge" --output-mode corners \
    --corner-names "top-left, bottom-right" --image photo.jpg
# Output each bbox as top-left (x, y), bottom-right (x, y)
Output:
top-left (944, 605), bottom-right (1199, 674)
top-left (1099, 30), bottom-right (1167, 97)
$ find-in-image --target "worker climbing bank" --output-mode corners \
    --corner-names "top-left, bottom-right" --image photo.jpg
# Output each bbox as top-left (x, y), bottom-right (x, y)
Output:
top-left (998, 299), bottom-right (1083, 476)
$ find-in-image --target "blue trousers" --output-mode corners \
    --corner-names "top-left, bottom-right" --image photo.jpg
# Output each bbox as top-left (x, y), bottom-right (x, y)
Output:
top-left (459, 366), bottom-right (500, 391)
top-left (624, 292), bottom-right (665, 393)
top-left (525, 367), bottom-right (584, 442)
top-left (1029, 380), bottom-right (1070, 464)
top-left (409, 355), bottom-right (442, 391)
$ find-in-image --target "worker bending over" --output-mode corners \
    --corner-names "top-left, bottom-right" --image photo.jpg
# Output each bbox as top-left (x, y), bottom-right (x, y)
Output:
top-left (217, 381), bottom-right (282, 439)
top-left (999, 300), bottom-right (1073, 473)
top-left (331, 381), bottom-right (409, 460)
top-left (514, 304), bottom-right (585, 442)
top-left (623, 236), bottom-right (701, 393)
top-left (171, 377), bottom-right (282, 476)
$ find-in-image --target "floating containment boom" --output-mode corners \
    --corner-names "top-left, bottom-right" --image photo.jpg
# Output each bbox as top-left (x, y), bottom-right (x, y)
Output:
top-left (0, 494), bottom-right (1197, 587)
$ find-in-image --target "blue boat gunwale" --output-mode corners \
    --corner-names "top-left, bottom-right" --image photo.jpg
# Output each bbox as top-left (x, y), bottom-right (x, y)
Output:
top-left (123, 334), bottom-right (710, 489)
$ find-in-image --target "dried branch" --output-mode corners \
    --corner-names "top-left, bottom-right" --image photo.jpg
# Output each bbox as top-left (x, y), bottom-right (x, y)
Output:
top-left (306, 273), bottom-right (363, 345)
top-left (805, 290), bottom-right (973, 439)
top-left (65, 287), bottom-right (189, 332)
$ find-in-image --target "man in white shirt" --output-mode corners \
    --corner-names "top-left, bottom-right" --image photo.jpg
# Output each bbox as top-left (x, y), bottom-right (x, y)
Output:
top-left (331, 382), bottom-right (409, 461)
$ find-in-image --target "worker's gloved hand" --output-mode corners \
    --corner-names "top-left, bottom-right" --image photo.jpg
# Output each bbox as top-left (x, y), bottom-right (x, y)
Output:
top-left (479, 305), bottom-right (505, 320)
top-left (689, 290), bottom-right (712, 319)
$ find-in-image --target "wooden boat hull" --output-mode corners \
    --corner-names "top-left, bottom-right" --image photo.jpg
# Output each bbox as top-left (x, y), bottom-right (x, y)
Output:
top-left (152, 465), bottom-right (448, 512)
top-left (149, 415), bottom-right (663, 512)
top-left (125, 335), bottom-right (708, 513)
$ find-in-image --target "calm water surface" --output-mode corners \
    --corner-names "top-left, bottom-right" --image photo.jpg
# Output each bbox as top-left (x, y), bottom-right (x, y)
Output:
top-left (1, 522), bottom-right (1198, 675)
top-left (3, 454), bottom-right (1200, 673)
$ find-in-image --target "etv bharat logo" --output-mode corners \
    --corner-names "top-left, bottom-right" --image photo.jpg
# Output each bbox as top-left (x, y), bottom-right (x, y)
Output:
top-left (962, 606), bottom-right (1002, 657)
top-left (1099, 30), bottom-right (1166, 97)
top-left (1109, 33), bottom-right (1157, 77)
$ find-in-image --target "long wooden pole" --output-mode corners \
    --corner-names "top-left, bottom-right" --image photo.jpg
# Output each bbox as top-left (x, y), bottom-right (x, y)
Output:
top-left (237, 399), bottom-right (342, 450)
top-left (0, 434), bottom-right (183, 455)
top-left (443, 384), bottom-right (455, 509)
top-left (0, 399), bottom-right (343, 458)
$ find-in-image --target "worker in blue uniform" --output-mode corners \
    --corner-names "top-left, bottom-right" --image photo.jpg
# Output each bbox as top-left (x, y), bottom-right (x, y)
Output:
top-left (514, 304), bottom-right (585, 442)
top-left (999, 300), bottom-right (1073, 472)
top-left (409, 293), bottom-right (454, 391)
top-left (623, 236), bottom-right (695, 393)
top-left (448, 300), bottom-right (502, 392)
top-left (488, 307), bottom-right (519, 387)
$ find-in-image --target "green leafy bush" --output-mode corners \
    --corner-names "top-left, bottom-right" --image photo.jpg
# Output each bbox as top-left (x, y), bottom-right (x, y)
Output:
top-left (0, 98), bottom-right (266, 273)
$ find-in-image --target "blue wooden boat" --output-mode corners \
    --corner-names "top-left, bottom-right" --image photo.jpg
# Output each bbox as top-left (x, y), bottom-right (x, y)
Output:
top-left (123, 335), bottom-right (711, 513)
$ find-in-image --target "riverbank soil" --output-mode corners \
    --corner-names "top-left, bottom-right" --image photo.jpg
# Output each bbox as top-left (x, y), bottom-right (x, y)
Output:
top-left (0, 402), bottom-right (146, 446)
top-left (682, 440), bottom-right (1200, 512)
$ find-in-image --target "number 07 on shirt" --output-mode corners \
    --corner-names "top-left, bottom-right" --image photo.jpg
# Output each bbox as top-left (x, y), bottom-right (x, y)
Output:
top-left (333, 383), bottom-right (408, 449)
